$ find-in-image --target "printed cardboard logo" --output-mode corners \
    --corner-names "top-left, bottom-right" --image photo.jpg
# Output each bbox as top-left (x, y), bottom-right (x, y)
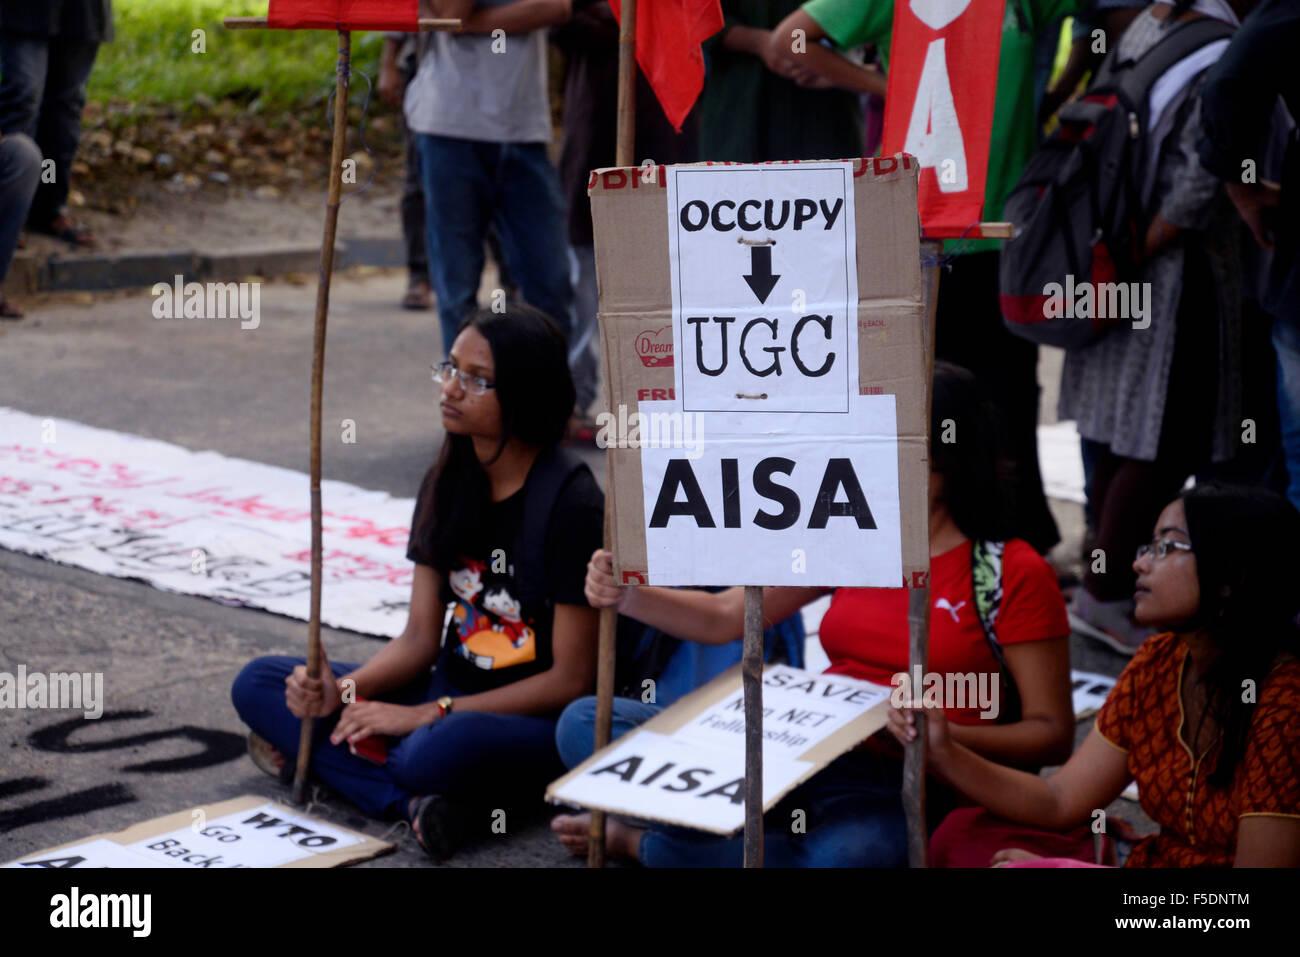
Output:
top-left (635, 326), bottom-right (673, 368)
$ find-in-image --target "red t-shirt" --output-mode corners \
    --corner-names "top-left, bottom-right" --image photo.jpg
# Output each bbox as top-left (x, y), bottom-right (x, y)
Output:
top-left (817, 539), bottom-right (1069, 724)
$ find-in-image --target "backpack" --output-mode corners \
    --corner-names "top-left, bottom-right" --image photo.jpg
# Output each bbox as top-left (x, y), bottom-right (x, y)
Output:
top-left (971, 540), bottom-right (1019, 725)
top-left (998, 17), bottom-right (1235, 348)
top-left (512, 447), bottom-right (803, 702)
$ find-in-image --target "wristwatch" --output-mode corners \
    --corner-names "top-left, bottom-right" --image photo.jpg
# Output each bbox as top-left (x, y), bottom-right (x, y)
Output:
top-left (435, 695), bottom-right (454, 719)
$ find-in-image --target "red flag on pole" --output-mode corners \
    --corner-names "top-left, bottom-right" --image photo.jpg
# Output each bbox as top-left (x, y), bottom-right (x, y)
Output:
top-left (267, 0), bottom-right (419, 31)
top-left (880, 0), bottom-right (1005, 237)
top-left (609, 0), bottom-right (723, 133)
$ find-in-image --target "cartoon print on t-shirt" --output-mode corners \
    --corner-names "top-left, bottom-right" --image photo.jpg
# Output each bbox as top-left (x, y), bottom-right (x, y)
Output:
top-left (446, 559), bottom-right (537, 671)
top-left (448, 560), bottom-right (487, 637)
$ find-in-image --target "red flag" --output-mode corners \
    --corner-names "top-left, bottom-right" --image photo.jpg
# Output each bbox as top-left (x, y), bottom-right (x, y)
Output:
top-left (880, 0), bottom-right (1005, 237)
top-left (267, 0), bottom-right (418, 31)
top-left (609, 0), bottom-right (723, 133)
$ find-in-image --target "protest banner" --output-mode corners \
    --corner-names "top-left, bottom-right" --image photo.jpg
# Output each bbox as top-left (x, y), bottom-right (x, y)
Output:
top-left (3, 795), bottom-right (392, 869)
top-left (591, 156), bottom-right (928, 589)
top-left (548, 664), bottom-right (891, 834)
top-left (881, 0), bottom-right (1007, 238)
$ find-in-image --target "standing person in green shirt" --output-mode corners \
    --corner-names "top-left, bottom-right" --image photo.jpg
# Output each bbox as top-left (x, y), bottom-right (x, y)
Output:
top-left (770, 0), bottom-right (1085, 555)
top-left (698, 0), bottom-right (884, 162)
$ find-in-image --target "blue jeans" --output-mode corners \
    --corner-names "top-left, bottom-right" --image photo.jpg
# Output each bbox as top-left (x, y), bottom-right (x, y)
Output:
top-left (0, 32), bottom-right (99, 226)
top-left (413, 133), bottom-right (572, 355)
top-left (231, 656), bottom-right (564, 820)
top-left (556, 694), bottom-right (916, 867)
top-left (1273, 318), bottom-right (1300, 509)
top-left (0, 132), bottom-right (40, 286)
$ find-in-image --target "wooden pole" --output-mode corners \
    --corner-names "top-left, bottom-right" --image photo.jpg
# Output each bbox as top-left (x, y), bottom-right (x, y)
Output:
top-left (742, 586), bottom-right (764, 867)
top-left (291, 29), bottom-right (351, 806)
top-left (901, 238), bottom-right (942, 864)
top-left (589, 0), bottom-right (637, 868)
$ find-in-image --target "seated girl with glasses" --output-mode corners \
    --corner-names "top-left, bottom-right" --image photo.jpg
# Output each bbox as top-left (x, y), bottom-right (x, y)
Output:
top-left (554, 362), bottom-right (1078, 867)
top-left (232, 304), bottom-right (604, 859)
top-left (890, 483), bottom-right (1300, 867)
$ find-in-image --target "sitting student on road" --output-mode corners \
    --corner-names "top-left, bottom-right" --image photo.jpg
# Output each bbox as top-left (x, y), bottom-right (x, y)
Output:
top-left (232, 304), bottom-right (603, 860)
top-left (890, 483), bottom-right (1300, 867)
top-left (553, 363), bottom-right (1077, 867)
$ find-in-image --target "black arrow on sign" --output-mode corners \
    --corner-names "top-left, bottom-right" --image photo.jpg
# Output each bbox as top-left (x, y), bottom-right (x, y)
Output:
top-left (742, 244), bottom-right (780, 304)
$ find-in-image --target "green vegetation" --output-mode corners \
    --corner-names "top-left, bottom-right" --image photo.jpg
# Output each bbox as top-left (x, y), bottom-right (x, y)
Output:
top-left (90, 0), bottom-right (384, 117)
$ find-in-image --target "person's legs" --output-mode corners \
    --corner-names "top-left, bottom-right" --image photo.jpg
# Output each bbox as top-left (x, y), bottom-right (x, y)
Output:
top-left (415, 133), bottom-right (492, 354)
top-left (0, 33), bottom-right (47, 138)
top-left (490, 142), bottom-right (573, 339)
top-left (399, 76), bottom-right (429, 301)
top-left (27, 38), bottom-right (99, 229)
top-left (230, 656), bottom-right (428, 819)
top-left (0, 133), bottom-right (42, 288)
top-left (554, 694), bottom-right (662, 770)
top-left (568, 244), bottom-right (601, 413)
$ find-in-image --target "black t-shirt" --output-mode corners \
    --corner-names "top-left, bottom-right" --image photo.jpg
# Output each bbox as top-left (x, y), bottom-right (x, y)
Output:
top-left (406, 466), bottom-right (604, 694)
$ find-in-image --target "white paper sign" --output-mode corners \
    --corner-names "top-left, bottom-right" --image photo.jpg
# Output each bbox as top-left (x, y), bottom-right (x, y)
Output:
top-left (3, 838), bottom-right (171, 869)
top-left (123, 802), bottom-right (363, 869)
top-left (639, 395), bottom-right (902, 586)
top-left (666, 162), bottom-right (858, 415)
top-left (549, 665), bottom-right (890, 834)
top-left (1071, 669), bottom-right (1117, 718)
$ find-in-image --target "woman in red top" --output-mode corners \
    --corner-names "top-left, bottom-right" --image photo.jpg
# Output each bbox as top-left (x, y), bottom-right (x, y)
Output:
top-left (561, 362), bottom-right (1075, 866)
top-left (892, 483), bottom-right (1300, 867)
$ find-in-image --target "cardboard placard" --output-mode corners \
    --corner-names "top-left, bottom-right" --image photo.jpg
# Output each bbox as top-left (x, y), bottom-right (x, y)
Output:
top-left (591, 156), bottom-right (927, 589)
top-left (3, 796), bottom-right (393, 869)
top-left (546, 664), bottom-right (891, 835)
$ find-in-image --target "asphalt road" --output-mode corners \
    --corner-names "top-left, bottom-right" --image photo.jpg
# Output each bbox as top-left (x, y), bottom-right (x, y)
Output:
top-left (0, 272), bottom-right (1140, 868)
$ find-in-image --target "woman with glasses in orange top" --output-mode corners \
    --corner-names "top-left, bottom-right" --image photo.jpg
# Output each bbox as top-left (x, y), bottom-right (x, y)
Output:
top-left (891, 483), bottom-right (1300, 867)
top-left (233, 304), bottom-right (604, 860)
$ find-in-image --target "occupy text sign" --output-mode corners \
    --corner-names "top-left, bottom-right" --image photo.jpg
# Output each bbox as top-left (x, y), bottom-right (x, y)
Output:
top-left (548, 664), bottom-right (891, 834)
top-left (590, 157), bottom-right (928, 589)
top-left (667, 164), bottom-right (857, 414)
top-left (881, 0), bottom-right (1005, 236)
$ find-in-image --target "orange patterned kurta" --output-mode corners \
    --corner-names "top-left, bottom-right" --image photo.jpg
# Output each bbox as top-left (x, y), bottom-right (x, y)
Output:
top-left (1095, 633), bottom-right (1300, 867)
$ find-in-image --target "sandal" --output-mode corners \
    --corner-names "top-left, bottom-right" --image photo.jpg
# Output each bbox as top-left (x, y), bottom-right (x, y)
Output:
top-left (407, 794), bottom-right (469, 861)
top-left (0, 297), bottom-right (22, 320)
top-left (40, 214), bottom-right (96, 249)
top-left (401, 278), bottom-right (432, 311)
top-left (247, 732), bottom-right (293, 784)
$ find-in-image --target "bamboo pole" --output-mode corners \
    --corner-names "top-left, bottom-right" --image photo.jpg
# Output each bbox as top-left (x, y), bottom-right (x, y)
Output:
top-left (589, 0), bottom-right (637, 869)
top-left (291, 29), bottom-right (351, 806)
top-left (901, 237), bottom-right (943, 864)
top-left (742, 586), bottom-right (764, 867)
top-left (223, 16), bottom-right (461, 30)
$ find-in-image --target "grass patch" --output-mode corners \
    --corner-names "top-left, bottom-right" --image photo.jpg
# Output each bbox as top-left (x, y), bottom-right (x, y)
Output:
top-left (89, 0), bottom-right (384, 118)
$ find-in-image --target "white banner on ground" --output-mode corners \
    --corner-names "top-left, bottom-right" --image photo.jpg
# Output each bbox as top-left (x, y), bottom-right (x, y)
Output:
top-left (0, 407), bottom-right (413, 638)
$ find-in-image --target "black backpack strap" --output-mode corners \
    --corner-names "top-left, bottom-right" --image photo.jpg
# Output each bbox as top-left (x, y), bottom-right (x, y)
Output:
top-left (1115, 17), bottom-right (1236, 110)
top-left (512, 446), bottom-right (592, 607)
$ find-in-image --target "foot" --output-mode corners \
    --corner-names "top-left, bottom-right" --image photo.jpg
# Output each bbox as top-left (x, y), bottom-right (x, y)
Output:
top-left (40, 214), bottom-right (96, 249)
top-left (246, 732), bottom-right (287, 780)
top-left (550, 812), bottom-right (642, 860)
top-left (407, 794), bottom-right (468, 861)
top-left (401, 278), bottom-right (432, 310)
top-left (0, 297), bottom-right (22, 320)
top-left (991, 847), bottom-right (1042, 867)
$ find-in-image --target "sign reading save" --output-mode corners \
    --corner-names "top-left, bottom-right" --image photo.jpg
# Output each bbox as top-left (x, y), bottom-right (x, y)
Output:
top-left (590, 157), bottom-right (928, 588)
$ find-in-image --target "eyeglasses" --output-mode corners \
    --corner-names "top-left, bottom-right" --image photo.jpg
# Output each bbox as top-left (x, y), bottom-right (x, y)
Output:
top-left (430, 361), bottom-right (494, 396)
top-left (1135, 539), bottom-right (1193, 562)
